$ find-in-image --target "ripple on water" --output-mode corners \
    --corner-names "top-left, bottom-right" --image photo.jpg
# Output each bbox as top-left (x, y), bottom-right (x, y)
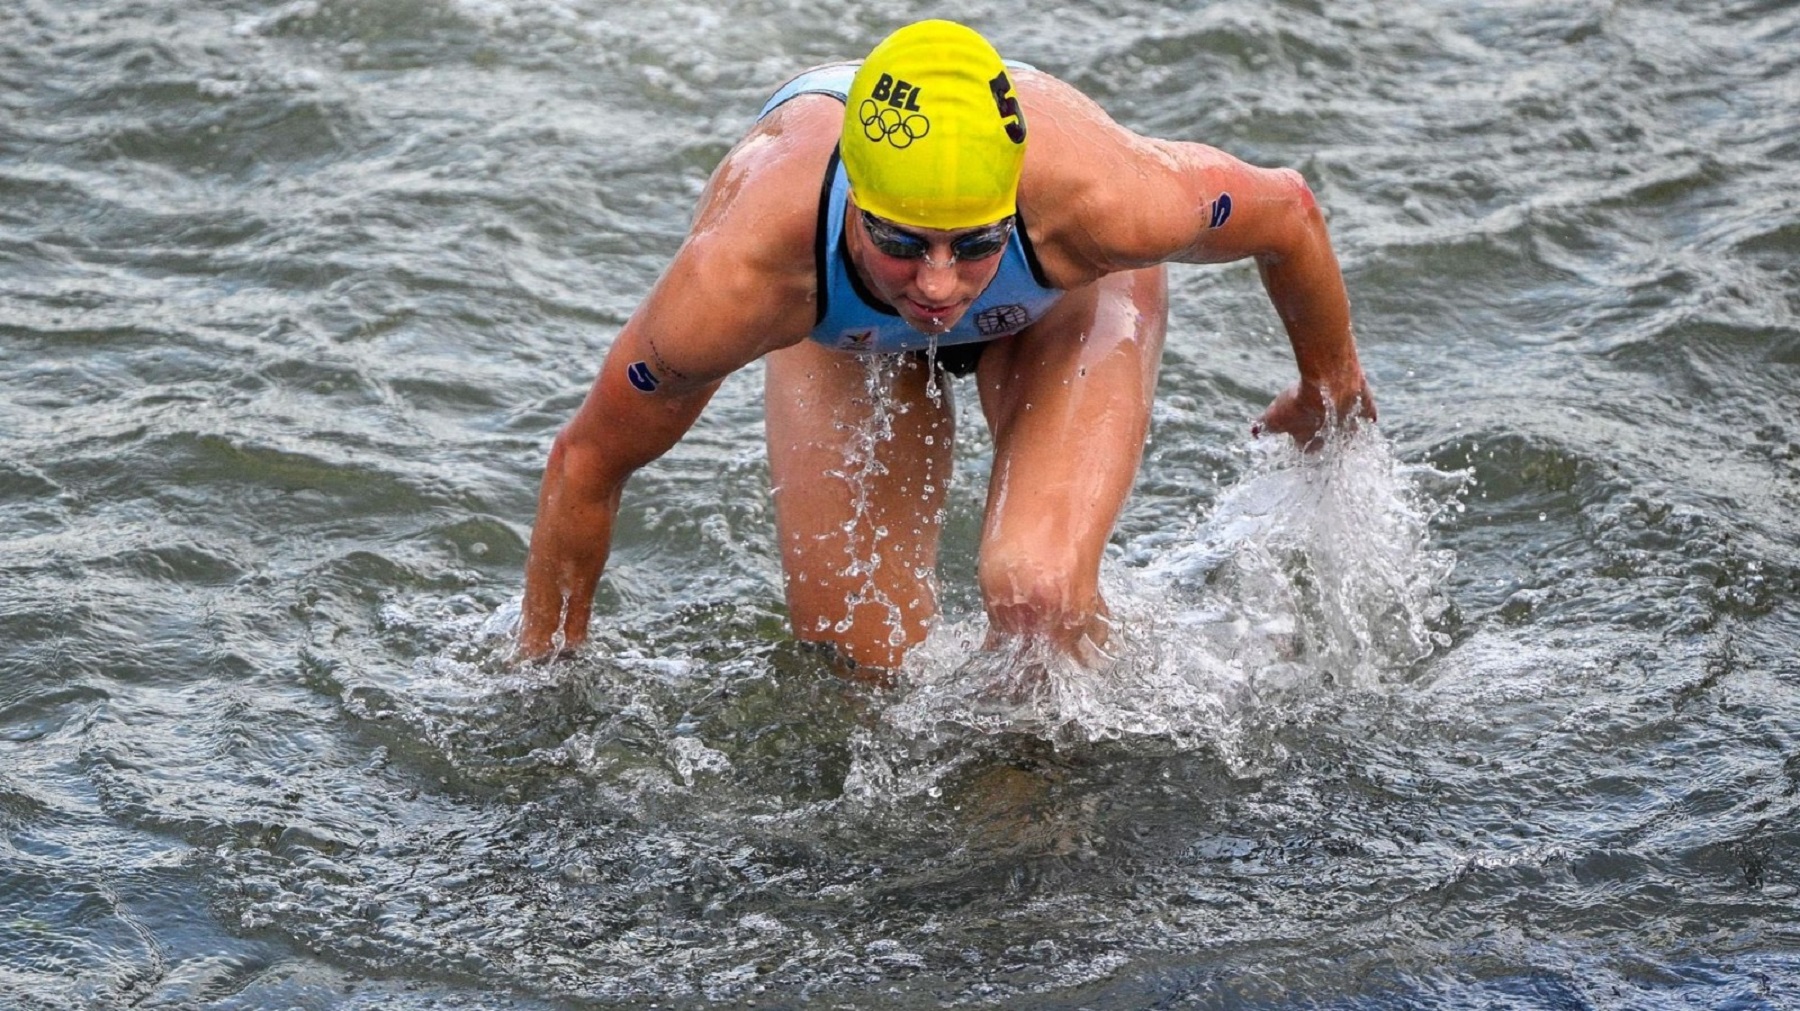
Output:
top-left (5, 0), bottom-right (1800, 1005)
top-left (1420, 415), bottom-right (1785, 629)
top-left (187, 424), bottom-right (1483, 1002)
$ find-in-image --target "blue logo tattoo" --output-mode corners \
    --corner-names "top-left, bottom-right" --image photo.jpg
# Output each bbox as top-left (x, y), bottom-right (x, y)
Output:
top-left (626, 361), bottom-right (659, 392)
top-left (1209, 192), bottom-right (1232, 229)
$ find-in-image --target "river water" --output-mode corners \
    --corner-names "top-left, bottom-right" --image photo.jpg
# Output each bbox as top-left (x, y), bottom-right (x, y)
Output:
top-left (3, 1), bottom-right (1797, 1008)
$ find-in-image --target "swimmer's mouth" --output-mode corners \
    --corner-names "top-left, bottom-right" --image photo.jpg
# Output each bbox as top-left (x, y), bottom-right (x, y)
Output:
top-left (907, 299), bottom-right (959, 317)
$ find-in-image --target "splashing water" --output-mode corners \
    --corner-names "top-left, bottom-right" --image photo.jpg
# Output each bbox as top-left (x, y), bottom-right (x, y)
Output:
top-left (1135, 421), bottom-right (1465, 692)
top-left (818, 355), bottom-right (912, 646)
top-left (878, 423), bottom-right (1466, 771)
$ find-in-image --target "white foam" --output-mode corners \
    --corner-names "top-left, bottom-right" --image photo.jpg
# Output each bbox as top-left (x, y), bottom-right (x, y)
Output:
top-left (875, 425), bottom-right (1466, 767)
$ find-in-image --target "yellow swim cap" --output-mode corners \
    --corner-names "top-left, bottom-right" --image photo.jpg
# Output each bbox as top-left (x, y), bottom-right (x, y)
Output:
top-left (841, 20), bottom-right (1027, 230)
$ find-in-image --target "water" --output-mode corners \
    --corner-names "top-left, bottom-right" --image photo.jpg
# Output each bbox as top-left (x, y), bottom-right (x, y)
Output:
top-left (3, 0), bottom-right (1797, 1007)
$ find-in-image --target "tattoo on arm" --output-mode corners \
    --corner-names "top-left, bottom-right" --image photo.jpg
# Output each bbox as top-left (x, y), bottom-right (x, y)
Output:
top-left (1208, 192), bottom-right (1233, 228)
top-left (626, 335), bottom-right (693, 394)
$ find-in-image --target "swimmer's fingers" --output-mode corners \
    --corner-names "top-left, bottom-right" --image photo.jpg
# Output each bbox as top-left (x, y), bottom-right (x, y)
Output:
top-left (1251, 378), bottom-right (1376, 448)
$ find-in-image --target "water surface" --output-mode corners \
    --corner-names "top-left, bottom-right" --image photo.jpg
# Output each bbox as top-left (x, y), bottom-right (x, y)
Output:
top-left (3, 0), bottom-right (1797, 1007)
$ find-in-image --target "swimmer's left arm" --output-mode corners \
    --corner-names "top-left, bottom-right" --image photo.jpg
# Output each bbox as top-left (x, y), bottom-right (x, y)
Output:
top-left (1115, 139), bottom-right (1376, 443)
top-left (1019, 76), bottom-right (1371, 442)
top-left (1200, 153), bottom-right (1374, 441)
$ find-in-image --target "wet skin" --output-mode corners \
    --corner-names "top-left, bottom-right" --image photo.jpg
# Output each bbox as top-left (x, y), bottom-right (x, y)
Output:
top-left (846, 209), bottom-right (1010, 333)
top-left (518, 67), bottom-right (1374, 669)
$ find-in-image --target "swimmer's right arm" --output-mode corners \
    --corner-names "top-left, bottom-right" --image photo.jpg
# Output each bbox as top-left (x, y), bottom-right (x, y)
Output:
top-left (515, 104), bottom-right (832, 660)
top-left (517, 320), bottom-right (725, 660)
top-left (517, 237), bottom-right (798, 661)
top-left (519, 180), bottom-right (824, 659)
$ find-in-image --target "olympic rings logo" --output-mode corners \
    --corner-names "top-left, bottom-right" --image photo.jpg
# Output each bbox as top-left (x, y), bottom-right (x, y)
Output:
top-left (859, 99), bottom-right (930, 149)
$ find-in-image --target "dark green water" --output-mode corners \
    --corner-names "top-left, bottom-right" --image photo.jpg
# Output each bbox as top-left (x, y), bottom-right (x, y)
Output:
top-left (3, 1), bottom-right (1797, 1008)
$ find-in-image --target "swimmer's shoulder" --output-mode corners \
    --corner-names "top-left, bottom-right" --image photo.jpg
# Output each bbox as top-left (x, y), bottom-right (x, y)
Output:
top-left (665, 96), bottom-right (835, 346)
top-left (1006, 72), bottom-right (1134, 285)
top-left (689, 94), bottom-right (837, 269)
top-left (1011, 69), bottom-right (1183, 282)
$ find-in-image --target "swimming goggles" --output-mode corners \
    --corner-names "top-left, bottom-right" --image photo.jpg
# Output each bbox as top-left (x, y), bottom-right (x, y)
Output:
top-left (859, 209), bottom-right (1014, 266)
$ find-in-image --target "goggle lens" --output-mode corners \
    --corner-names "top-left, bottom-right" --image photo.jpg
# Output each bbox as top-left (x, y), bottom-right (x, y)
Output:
top-left (861, 211), bottom-right (1013, 264)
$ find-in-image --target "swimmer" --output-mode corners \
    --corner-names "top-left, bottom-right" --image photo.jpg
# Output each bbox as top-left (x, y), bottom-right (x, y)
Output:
top-left (519, 19), bottom-right (1375, 672)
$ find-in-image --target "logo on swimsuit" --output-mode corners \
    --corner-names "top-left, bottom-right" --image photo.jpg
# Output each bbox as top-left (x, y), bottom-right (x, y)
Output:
top-left (837, 330), bottom-right (875, 350)
top-left (859, 75), bottom-right (930, 150)
top-left (975, 304), bottom-right (1030, 336)
top-left (626, 361), bottom-right (659, 392)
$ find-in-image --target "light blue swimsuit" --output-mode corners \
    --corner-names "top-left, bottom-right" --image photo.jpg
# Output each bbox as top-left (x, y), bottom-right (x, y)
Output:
top-left (758, 63), bottom-right (1064, 355)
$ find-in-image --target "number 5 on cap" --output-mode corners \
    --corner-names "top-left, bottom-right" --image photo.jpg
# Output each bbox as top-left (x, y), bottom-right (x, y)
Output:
top-left (988, 71), bottom-right (1026, 144)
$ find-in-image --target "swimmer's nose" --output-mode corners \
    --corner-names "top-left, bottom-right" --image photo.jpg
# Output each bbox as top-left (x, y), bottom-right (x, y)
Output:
top-left (915, 258), bottom-right (958, 301)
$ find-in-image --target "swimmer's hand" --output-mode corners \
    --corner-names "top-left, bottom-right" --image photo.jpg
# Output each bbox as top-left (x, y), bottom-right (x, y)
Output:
top-left (1251, 374), bottom-right (1377, 449)
top-left (510, 636), bottom-right (578, 666)
top-left (515, 571), bottom-right (596, 665)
